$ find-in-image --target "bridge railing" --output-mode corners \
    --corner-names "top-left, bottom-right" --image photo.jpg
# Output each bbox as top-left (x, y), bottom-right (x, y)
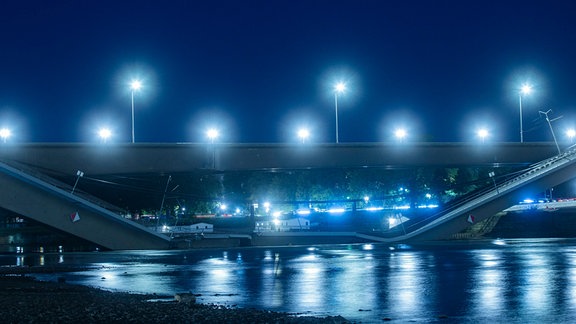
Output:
top-left (376, 146), bottom-right (576, 239)
top-left (0, 159), bottom-right (128, 215)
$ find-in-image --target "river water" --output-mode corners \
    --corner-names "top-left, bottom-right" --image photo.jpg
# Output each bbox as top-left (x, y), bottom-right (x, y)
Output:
top-left (3, 238), bottom-right (576, 323)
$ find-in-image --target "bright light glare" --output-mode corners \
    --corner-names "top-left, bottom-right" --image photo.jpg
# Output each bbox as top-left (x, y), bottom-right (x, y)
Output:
top-left (130, 80), bottom-right (142, 91)
top-left (477, 128), bottom-right (489, 141)
top-left (493, 239), bottom-right (507, 246)
top-left (0, 128), bottom-right (11, 142)
top-left (520, 84), bottom-right (533, 95)
top-left (298, 128), bottom-right (310, 142)
top-left (328, 208), bottom-right (345, 213)
top-left (334, 82), bottom-right (346, 93)
top-left (567, 129), bottom-right (576, 140)
top-left (395, 128), bottom-right (407, 140)
top-left (98, 128), bottom-right (112, 141)
top-left (206, 128), bottom-right (219, 142)
top-left (362, 244), bottom-right (374, 250)
top-left (296, 209), bottom-right (311, 215)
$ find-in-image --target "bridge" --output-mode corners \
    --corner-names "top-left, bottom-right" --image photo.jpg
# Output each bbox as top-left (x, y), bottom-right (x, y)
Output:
top-left (0, 141), bottom-right (573, 250)
top-left (0, 142), bottom-right (561, 175)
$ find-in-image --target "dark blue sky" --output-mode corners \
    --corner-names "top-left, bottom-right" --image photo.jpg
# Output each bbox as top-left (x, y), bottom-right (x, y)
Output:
top-left (1, 0), bottom-right (576, 143)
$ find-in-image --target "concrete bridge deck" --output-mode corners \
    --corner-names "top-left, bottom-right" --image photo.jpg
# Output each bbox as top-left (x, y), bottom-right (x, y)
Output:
top-left (0, 142), bottom-right (561, 176)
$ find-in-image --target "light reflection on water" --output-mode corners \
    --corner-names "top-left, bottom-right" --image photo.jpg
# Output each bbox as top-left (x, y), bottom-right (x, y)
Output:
top-left (3, 239), bottom-right (576, 322)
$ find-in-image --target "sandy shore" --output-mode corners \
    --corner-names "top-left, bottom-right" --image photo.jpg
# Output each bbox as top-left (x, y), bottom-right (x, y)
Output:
top-left (0, 274), bottom-right (349, 323)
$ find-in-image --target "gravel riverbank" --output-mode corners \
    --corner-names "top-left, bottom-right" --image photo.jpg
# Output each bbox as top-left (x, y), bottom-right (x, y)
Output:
top-left (0, 275), bottom-right (349, 323)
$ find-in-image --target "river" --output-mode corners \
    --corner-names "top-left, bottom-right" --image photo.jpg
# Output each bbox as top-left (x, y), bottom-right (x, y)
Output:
top-left (2, 238), bottom-right (576, 323)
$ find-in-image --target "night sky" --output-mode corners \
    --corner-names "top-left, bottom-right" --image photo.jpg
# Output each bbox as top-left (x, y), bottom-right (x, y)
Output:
top-left (1, 0), bottom-right (576, 144)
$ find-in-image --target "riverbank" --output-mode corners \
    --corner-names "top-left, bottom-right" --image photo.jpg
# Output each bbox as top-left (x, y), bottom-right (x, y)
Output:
top-left (0, 274), bottom-right (349, 323)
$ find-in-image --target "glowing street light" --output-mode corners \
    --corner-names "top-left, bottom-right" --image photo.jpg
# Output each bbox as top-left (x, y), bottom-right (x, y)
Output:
top-left (334, 82), bottom-right (346, 143)
top-left (0, 128), bottom-right (11, 143)
top-left (98, 128), bottom-right (112, 143)
top-left (206, 128), bottom-right (219, 143)
top-left (395, 128), bottom-right (407, 142)
top-left (518, 84), bottom-right (533, 143)
top-left (567, 129), bottom-right (576, 143)
top-left (297, 128), bottom-right (310, 143)
top-left (477, 128), bottom-right (489, 143)
top-left (130, 80), bottom-right (142, 143)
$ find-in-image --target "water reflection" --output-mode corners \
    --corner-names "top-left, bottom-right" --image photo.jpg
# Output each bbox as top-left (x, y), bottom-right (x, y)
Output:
top-left (386, 252), bottom-right (429, 317)
top-left (519, 251), bottom-right (554, 315)
top-left (7, 240), bottom-right (576, 322)
top-left (260, 251), bottom-right (284, 308)
top-left (470, 249), bottom-right (506, 316)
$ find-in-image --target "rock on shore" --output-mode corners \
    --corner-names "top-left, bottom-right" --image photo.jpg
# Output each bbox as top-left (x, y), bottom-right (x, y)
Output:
top-left (0, 275), bottom-right (348, 323)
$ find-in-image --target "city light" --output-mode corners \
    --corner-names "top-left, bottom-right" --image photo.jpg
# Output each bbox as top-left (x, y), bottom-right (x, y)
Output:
top-left (206, 128), bottom-right (219, 143)
top-left (518, 83), bottom-right (533, 143)
top-left (98, 128), bottom-right (112, 143)
top-left (130, 79), bottom-right (142, 143)
top-left (0, 128), bottom-right (11, 143)
top-left (395, 128), bottom-right (407, 141)
top-left (567, 129), bottom-right (575, 142)
top-left (297, 128), bottom-right (310, 143)
top-left (477, 128), bottom-right (489, 143)
top-left (333, 82), bottom-right (346, 144)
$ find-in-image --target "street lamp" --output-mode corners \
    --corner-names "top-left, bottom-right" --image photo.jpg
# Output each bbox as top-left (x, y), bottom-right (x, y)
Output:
top-left (98, 128), bottom-right (112, 143)
top-left (0, 128), bottom-right (11, 143)
top-left (130, 80), bottom-right (142, 143)
top-left (334, 82), bottom-right (346, 143)
top-left (567, 128), bottom-right (576, 143)
top-left (206, 128), bottom-right (219, 143)
top-left (395, 128), bottom-right (407, 142)
top-left (477, 128), bottom-right (489, 143)
top-left (518, 84), bottom-right (533, 143)
top-left (297, 128), bottom-right (310, 143)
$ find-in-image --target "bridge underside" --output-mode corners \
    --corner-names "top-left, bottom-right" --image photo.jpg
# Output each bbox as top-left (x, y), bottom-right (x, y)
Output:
top-left (0, 164), bottom-right (170, 250)
top-left (407, 161), bottom-right (576, 242)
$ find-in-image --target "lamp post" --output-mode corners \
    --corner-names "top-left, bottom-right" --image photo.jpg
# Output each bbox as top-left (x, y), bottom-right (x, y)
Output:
top-left (130, 80), bottom-right (142, 143)
top-left (334, 82), bottom-right (346, 143)
top-left (206, 128), bottom-right (219, 168)
top-left (518, 84), bottom-right (532, 143)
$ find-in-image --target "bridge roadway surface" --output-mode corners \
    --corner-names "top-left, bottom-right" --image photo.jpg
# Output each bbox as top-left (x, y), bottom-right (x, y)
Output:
top-left (0, 141), bottom-right (573, 250)
top-left (0, 142), bottom-right (562, 175)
